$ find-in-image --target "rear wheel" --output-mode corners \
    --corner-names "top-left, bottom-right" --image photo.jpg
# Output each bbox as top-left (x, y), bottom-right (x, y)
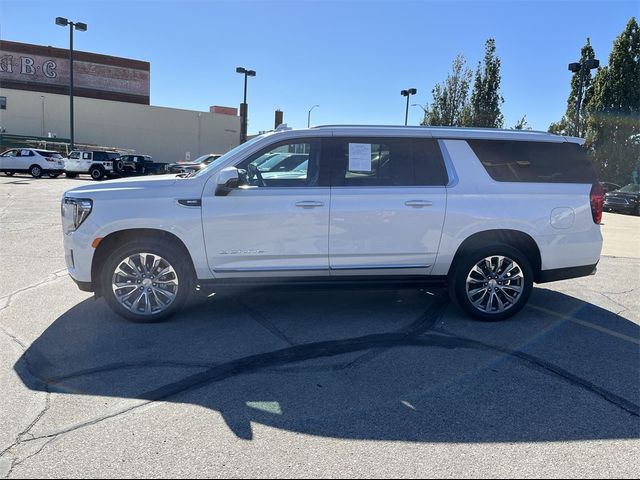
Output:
top-left (101, 240), bottom-right (194, 323)
top-left (29, 165), bottom-right (43, 178)
top-left (449, 244), bottom-right (533, 322)
top-left (89, 165), bottom-right (105, 181)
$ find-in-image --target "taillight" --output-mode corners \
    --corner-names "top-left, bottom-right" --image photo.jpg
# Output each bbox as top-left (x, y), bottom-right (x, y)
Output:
top-left (45, 157), bottom-right (55, 162)
top-left (590, 182), bottom-right (604, 224)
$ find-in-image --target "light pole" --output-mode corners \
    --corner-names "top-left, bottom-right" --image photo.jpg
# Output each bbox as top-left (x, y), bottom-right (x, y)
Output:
top-left (56, 17), bottom-right (87, 150)
top-left (401, 88), bottom-right (417, 126)
top-left (40, 96), bottom-right (45, 137)
top-left (568, 58), bottom-right (599, 137)
top-left (236, 67), bottom-right (256, 144)
top-left (307, 105), bottom-right (319, 128)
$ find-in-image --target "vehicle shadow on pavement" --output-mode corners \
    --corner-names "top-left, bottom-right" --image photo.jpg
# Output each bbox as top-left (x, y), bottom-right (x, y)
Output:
top-left (15, 287), bottom-right (640, 443)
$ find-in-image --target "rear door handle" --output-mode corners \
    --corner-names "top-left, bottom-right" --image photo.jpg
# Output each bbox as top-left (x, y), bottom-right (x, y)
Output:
top-left (295, 201), bottom-right (325, 209)
top-left (405, 200), bottom-right (433, 208)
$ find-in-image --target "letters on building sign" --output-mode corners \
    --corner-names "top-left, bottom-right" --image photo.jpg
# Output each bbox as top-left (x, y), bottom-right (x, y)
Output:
top-left (0, 55), bottom-right (57, 78)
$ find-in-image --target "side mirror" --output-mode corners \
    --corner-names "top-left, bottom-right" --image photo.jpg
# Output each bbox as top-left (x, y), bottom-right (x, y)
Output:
top-left (215, 167), bottom-right (239, 196)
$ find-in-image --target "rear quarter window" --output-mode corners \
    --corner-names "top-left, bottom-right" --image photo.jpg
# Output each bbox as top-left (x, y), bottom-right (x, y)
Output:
top-left (467, 140), bottom-right (597, 184)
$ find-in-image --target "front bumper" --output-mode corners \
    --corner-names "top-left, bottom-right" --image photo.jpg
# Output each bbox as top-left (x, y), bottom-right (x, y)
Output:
top-left (63, 218), bottom-right (99, 287)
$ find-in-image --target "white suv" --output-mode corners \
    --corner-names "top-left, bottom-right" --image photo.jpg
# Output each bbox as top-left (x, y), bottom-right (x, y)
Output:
top-left (64, 150), bottom-right (122, 180)
top-left (0, 148), bottom-right (65, 178)
top-left (61, 126), bottom-right (603, 323)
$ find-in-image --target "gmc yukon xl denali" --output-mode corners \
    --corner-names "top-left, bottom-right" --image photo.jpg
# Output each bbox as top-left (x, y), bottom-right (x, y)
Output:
top-left (61, 126), bottom-right (603, 323)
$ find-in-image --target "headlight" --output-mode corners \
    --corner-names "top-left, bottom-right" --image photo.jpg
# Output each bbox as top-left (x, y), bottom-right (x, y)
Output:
top-left (61, 197), bottom-right (93, 233)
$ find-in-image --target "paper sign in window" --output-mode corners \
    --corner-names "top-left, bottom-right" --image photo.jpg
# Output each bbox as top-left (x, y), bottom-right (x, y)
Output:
top-left (21, 149), bottom-right (30, 156)
top-left (348, 143), bottom-right (372, 172)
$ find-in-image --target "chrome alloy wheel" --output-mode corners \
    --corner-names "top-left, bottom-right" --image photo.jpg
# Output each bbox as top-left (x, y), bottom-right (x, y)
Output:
top-left (111, 253), bottom-right (179, 315)
top-left (465, 256), bottom-right (524, 314)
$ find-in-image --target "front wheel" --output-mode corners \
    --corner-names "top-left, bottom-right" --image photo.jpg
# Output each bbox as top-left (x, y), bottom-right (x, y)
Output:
top-left (449, 245), bottom-right (533, 322)
top-left (101, 240), bottom-right (194, 323)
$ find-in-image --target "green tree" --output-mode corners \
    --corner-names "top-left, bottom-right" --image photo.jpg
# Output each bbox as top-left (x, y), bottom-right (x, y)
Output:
top-left (548, 38), bottom-right (597, 137)
top-left (587, 17), bottom-right (640, 183)
top-left (423, 55), bottom-right (472, 126)
top-left (512, 115), bottom-right (532, 130)
top-left (467, 38), bottom-right (504, 128)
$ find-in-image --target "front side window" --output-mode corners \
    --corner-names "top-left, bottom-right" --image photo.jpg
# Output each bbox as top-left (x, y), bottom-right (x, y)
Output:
top-left (328, 137), bottom-right (448, 187)
top-left (68, 151), bottom-right (81, 159)
top-left (237, 139), bottom-right (322, 188)
top-left (1, 149), bottom-right (17, 157)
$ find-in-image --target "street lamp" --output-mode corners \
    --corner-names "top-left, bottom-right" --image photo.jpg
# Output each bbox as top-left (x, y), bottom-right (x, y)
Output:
top-left (236, 67), bottom-right (256, 144)
top-left (56, 17), bottom-right (87, 150)
top-left (411, 103), bottom-right (428, 126)
top-left (307, 105), bottom-right (319, 128)
top-left (568, 58), bottom-right (599, 137)
top-left (401, 88), bottom-right (417, 126)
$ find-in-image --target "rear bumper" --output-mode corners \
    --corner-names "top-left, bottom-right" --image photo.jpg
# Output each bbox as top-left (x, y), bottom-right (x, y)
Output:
top-left (537, 263), bottom-right (598, 283)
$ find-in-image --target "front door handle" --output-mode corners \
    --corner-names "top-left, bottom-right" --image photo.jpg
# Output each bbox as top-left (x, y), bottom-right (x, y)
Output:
top-left (295, 201), bottom-right (325, 209)
top-left (405, 200), bottom-right (433, 208)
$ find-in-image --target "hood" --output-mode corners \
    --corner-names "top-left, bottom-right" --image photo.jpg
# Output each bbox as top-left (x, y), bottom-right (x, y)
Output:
top-left (64, 174), bottom-right (181, 197)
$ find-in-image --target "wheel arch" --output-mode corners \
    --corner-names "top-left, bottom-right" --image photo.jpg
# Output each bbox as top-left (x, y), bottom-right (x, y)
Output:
top-left (448, 229), bottom-right (542, 282)
top-left (91, 228), bottom-right (197, 297)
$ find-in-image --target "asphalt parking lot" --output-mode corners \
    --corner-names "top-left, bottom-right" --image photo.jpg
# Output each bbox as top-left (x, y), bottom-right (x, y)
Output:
top-left (1, 175), bottom-right (639, 478)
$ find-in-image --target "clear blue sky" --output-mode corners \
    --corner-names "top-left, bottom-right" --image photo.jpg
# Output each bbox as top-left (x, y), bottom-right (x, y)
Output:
top-left (1, 0), bottom-right (637, 133)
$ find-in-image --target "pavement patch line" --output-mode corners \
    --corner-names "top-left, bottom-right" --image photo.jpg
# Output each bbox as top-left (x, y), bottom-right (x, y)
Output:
top-left (529, 304), bottom-right (640, 346)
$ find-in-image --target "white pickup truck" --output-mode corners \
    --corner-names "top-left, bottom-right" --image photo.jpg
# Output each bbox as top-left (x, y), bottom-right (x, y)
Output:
top-left (61, 126), bottom-right (603, 323)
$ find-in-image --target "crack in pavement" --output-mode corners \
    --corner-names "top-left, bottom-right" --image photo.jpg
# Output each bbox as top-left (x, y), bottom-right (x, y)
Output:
top-left (0, 269), bottom-right (69, 314)
top-left (238, 300), bottom-right (297, 347)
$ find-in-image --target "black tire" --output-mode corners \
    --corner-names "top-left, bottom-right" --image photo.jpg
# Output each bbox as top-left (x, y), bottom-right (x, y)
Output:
top-left (4, 171), bottom-right (14, 176)
top-left (89, 165), bottom-right (105, 181)
top-left (448, 244), bottom-right (534, 322)
top-left (113, 159), bottom-right (125, 176)
top-left (49, 173), bottom-right (60, 178)
top-left (29, 164), bottom-right (43, 178)
top-left (65, 172), bottom-right (78, 178)
top-left (100, 239), bottom-right (194, 323)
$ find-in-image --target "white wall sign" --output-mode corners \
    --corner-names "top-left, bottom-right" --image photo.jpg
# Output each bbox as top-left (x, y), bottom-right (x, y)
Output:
top-left (348, 143), bottom-right (372, 172)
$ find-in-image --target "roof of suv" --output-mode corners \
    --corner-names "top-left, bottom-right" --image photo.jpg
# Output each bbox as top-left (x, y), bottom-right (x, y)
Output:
top-left (309, 125), bottom-right (583, 144)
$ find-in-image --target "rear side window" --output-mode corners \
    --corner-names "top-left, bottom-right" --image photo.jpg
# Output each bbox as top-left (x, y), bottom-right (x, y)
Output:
top-left (328, 137), bottom-right (448, 187)
top-left (467, 140), bottom-right (597, 183)
top-left (35, 150), bottom-right (63, 159)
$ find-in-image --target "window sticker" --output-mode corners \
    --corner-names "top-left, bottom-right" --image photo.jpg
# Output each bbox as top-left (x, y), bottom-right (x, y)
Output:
top-left (348, 143), bottom-right (372, 172)
top-left (21, 149), bottom-right (30, 156)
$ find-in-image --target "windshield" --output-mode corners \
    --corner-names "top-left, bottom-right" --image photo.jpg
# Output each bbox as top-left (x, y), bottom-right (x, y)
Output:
top-left (193, 135), bottom-right (268, 178)
top-left (618, 183), bottom-right (640, 193)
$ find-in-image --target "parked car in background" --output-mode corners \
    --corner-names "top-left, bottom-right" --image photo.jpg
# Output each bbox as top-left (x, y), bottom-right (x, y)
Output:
top-left (166, 154), bottom-right (222, 174)
top-left (0, 148), bottom-right (66, 178)
top-left (603, 183), bottom-right (640, 215)
top-left (61, 126), bottom-right (603, 323)
top-left (600, 181), bottom-right (621, 194)
top-left (121, 155), bottom-right (168, 176)
top-left (64, 150), bottom-right (121, 180)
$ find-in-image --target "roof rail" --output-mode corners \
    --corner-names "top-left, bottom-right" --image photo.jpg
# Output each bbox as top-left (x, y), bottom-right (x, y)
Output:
top-left (310, 124), bottom-right (555, 136)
